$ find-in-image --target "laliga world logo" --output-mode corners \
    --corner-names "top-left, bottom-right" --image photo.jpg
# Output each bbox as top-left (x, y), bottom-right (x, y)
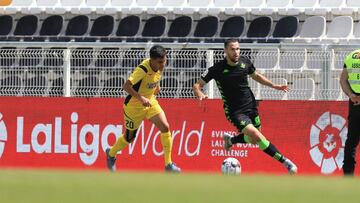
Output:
top-left (309, 112), bottom-right (347, 174)
top-left (0, 113), bottom-right (8, 159)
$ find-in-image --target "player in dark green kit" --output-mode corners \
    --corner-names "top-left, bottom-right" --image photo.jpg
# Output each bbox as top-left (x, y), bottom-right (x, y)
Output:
top-left (193, 39), bottom-right (297, 174)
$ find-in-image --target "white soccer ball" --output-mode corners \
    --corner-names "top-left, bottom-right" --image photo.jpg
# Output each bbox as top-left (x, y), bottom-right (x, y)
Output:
top-left (221, 157), bottom-right (241, 175)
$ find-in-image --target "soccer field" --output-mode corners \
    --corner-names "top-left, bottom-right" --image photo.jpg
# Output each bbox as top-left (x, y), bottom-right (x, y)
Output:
top-left (0, 169), bottom-right (358, 203)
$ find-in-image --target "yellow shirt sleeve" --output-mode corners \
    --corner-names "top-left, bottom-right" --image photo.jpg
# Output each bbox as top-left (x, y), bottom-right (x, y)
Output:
top-left (128, 67), bottom-right (147, 85)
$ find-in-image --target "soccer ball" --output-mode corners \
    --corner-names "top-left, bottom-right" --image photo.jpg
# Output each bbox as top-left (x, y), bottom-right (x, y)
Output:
top-left (221, 157), bottom-right (241, 175)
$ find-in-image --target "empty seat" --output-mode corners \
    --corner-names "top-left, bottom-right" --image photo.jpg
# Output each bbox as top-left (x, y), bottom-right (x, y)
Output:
top-left (110, 0), bottom-right (142, 15)
top-left (114, 15), bottom-right (140, 41)
top-left (244, 16), bottom-right (272, 42)
top-left (137, 0), bottom-right (160, 7)
top-left (273, 16), bottom-right (299, 38)
top-left (312, 0), bottom-right (345, 15)
top-left (260, 78), bottom-right (288, 100)
top-left (209, 0), bottom-right (239, 15)
top-left (253, 0), bottom-right (292, 15)
top-left (281, 0), bottom-right (319, 15)
top-left (220, 16), bottom-right (245, 38)
top-left (166, 16), bottom-right (192, 41)
top-left (87, 0), bottom-right (108, 6)
top-left (210, 16), bottom-right (245, 43)
top-left (60, 15), bottom-right (89, 41)
top-left (67, 15), bottom-right (89, 35)
top-left (141, 15), bottom-right (166, 40)
top-left (37, 0), bottom-right (58, 6)
top-left (83, 0), bottom-right (109, 14)
top-left (89, 15), bottom-right (114, 40)
top-left (267, 0), bottom-right (292, 7)
top-left (293, 0), bottom-right (319, 7)
top-left (193, 16), bottom-right (218, 41)
top-left (319, 0), bottom-right (345, 7)
top-left (60, 0), bottom-right (82, 6)
top-left (241, 0), bottom-right (266, 7)
top-left (34, 0), bottom-right (58, 13)
top-left (0, 15), bottom-right (13, 39)
top-left (269, 16), bottom-right (299, 42)
top-left (177, 0), bottom-right (212, 15)
top-left (326, 16), bottom-right (353, 39)
top-left (39, 15), bottom-right (63, 40)
top-left (2, 0), bottom-right (34, 14)
top-left (14, 15), bottom-right (38, 37)
top-left (288, 78), bottom-right (315, 100)
top-left (347, 0), bottom-right (360, 7)
top-left (297, 16), bottom-right (326, 41)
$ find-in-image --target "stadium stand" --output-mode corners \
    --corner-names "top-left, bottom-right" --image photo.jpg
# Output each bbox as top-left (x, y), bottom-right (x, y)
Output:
top-left (0, 0), bottom-right (357, 100)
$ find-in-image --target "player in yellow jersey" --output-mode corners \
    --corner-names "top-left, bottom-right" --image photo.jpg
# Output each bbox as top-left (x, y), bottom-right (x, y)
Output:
top-left (106, 45), bottom-right (181, 172)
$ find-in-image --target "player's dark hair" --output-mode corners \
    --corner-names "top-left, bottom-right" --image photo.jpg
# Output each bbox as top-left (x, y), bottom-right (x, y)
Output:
top-left (150, 45), bottom-right (167, 59)
top-left (224, 38), bottom-right (240, 48)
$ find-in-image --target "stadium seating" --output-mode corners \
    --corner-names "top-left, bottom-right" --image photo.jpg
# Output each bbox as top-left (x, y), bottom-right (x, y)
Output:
top-left (166, 15), bottom-right (192, 42)
top-left (243, 16), bottom-right (272, 43)
top-left (0, 15), bottom-right (13, 40)
top-left (273, 16), bottom-right (299, 38)
top-left (39, 15), bottom-right (63, 39)
top-left (216, 16), bottom-right (245, 42)
top-left (295, 16), bottom-right (326, 42)
top-left (14, 15), bottom-right (38, 37)
top-left (324, 16), bottom-right (353, 42)
top-left (141, 15), bottom-right (167, 41)
top-left (0, 0), bottom-right (357, 100)
top-left (89, 15), bottom-right (114, 41)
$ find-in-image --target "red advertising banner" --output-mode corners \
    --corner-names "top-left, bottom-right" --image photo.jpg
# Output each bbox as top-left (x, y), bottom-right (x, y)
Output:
top-left (0, 97), bottom-right (358, 175)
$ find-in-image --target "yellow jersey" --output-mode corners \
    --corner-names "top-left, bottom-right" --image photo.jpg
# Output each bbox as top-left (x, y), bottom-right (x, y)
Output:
top-left (124, 58), bottom-right (162, 105)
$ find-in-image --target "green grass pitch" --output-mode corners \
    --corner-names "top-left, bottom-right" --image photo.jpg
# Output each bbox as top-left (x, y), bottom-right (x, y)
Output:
top-left (0, 169), bottom-right (359, 203)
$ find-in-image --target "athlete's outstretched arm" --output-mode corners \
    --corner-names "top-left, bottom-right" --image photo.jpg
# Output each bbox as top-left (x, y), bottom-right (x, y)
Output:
top-left (193, 79), bottom-right (208, 100)
top-left (123, 80), bottom-right (152, 107)
top-left (250, 71), bottom-right (289, 92)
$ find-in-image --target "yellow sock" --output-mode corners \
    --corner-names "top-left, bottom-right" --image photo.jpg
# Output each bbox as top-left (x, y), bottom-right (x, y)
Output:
top-left (160, 131), bottom-right (172, 165)
top-left (109, 135), bottom-right (128, 157)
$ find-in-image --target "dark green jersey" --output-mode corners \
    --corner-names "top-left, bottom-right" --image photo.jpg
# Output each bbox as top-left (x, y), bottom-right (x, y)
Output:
top-left (201, 57), bottom-right (257, 113)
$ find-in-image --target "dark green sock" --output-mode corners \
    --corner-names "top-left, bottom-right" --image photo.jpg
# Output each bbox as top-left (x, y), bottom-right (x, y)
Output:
top-left (258, 139), bottom-right (285, 163)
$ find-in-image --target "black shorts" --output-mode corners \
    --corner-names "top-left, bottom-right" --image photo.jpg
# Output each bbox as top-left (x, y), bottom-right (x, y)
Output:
top-left (226, 110), bottom-right (261, 132)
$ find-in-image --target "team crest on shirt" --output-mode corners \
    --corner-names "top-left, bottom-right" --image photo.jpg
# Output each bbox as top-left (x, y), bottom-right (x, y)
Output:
top-left (147, 82), bottom-right (159, 89)
top-left (240, 63), bottom-right (246, 69)
top-left (352, 52), bottom-right (360, 59)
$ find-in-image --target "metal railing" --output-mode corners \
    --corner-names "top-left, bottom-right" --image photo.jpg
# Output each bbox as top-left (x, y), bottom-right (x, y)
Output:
top-left (0, 42), bottom-right (354, 100)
